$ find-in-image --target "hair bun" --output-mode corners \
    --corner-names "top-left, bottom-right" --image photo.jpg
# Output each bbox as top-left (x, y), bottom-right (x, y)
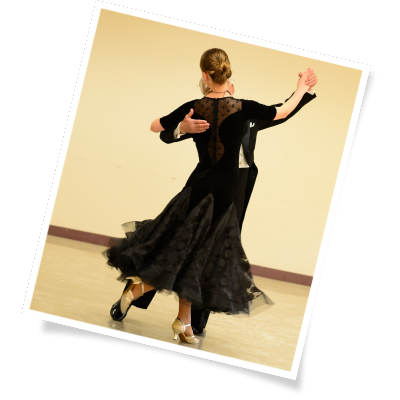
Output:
top-left (200, 48), bottom-right (232, 84)
top-left (219, 62), bottom-right (227, 72)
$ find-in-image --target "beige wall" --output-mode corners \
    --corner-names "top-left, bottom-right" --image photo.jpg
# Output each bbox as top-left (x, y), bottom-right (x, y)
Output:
top-left (50, 10), bottom-right (362, 277)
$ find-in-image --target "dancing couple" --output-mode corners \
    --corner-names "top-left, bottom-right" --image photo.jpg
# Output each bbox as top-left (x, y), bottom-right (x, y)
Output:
top-left (104, 48), bottom-right (318, 344)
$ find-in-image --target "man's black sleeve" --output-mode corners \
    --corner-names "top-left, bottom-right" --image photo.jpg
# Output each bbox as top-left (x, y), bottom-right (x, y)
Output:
top-left (256, 92), bottom-right (316, 131)
top-left (160, 124), bottom-right (193, 144)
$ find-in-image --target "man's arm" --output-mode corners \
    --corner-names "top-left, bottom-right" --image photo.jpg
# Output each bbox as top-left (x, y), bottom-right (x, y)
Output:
top-left (256, 90), bottom-right (316, 131)
top-left (159, 108), bottom-right (210, 144)
top-left (160, 123), bottom-right (192, 144)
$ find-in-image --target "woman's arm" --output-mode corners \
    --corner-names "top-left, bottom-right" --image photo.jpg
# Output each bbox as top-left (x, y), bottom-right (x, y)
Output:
top-left (273, 69), bottom-right (311, 120)
top-left (150, 100), bottom-right (196, 133)
top-left (151, 106), bottom-right (209, 134)
top-left (150, 118), bottom-right (164, 132)
top-left (256, 92), bottom-right (316, 130)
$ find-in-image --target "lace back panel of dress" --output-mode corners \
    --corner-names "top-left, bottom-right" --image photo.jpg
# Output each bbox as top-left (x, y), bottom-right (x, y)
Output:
top-left (193, 98), bottom-right (242, 164)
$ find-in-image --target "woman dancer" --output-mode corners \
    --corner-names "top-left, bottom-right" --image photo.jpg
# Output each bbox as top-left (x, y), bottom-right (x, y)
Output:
top-left (105, 48), bottom-right (314, 344)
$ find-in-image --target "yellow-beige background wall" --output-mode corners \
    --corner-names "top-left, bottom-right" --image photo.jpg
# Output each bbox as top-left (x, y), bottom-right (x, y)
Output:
top-left (50, 10), bottom-right (361, 277)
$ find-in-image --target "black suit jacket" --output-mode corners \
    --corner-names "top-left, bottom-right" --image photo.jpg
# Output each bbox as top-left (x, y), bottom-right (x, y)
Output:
top-left (160, 92), bottom-right (316, 228)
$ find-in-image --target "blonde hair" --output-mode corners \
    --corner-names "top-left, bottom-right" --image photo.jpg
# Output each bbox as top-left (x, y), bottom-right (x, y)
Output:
top-left (200, 48), bottom-right (232, 85)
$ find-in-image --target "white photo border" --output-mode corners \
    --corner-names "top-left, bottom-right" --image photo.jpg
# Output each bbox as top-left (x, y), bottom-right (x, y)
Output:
top-left (22, 0), bottom-right (371, 381)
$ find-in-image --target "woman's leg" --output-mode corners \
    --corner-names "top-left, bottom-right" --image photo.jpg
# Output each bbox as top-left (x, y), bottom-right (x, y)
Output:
top-left (131, 281), bottom-right (154, 298)
top-left (132, 283), bottom-right (194, 337)
top-left (177, 298), bottom-right (194, 336)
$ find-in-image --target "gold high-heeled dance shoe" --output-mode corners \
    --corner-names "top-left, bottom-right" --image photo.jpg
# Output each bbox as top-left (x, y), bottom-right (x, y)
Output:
top-left (119, 276), bottom-right (145, 314)
top-left (172, 318), bottom-right (200, 344)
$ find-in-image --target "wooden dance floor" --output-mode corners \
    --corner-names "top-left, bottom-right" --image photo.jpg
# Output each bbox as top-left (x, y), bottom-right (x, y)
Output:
top-left (30, 235), bottom-right (310, 372)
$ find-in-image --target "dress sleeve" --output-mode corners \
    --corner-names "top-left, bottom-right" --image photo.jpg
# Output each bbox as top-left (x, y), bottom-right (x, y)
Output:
top-left (256, 92), bottom-right (316, 131)
top-left (160, 123), bottom-right (193, 144)
top-left (159, 100), bottom-right (195, 130)
top-left (242, 99), bottom-right (277, 121)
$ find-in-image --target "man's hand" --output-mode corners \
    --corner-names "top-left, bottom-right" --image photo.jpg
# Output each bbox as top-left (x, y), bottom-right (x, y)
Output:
top-left (298, 69), bottom-right (318, 90)
top-left (180, 109), bottom-right (210, 135)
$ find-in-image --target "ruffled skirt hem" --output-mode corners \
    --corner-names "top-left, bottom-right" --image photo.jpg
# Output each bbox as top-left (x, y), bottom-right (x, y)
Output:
top-left (103, 188), bottom-right (274, 316)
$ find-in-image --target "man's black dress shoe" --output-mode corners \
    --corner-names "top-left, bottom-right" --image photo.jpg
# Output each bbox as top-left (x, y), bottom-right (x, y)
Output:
top-left (192, 327), bottom-right (206, 336)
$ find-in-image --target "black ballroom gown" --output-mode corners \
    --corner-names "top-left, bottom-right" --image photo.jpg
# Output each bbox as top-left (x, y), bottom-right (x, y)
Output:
top-left (105, 97), bottom-right (276, 315)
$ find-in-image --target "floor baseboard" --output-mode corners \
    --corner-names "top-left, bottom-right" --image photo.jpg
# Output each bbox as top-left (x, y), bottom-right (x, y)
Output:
top-left (48, 225), bottom-right (313, 286)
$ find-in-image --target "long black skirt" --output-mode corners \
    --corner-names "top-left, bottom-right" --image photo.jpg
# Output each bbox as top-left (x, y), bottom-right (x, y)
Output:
top-left (104, 188), bottom-right (274, 316)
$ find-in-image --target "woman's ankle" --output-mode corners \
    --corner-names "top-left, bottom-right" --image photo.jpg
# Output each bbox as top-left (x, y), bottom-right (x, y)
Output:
top-left (177, 314), bottom-right (191, 325)
top-left (143, 283), bottom-right (154, 292)
top-left (132, 282), bottom-right (153, 297)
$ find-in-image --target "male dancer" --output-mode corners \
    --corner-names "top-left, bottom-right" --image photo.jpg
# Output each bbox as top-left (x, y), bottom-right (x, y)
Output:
top-left (110, 70), bottom-right (318, 335)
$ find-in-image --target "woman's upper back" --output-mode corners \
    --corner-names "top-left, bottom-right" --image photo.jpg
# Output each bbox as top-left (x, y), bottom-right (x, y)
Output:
top-left (160, 97), bottom-right (276, 132)
top-left (193, 97), bottom-right (242, 131)
top-left (197, 96), bottom-right (276, 121)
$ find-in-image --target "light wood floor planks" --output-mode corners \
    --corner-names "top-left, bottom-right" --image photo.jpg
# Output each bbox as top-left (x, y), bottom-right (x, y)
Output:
top-left (31, 235), bottom-right (311, 371)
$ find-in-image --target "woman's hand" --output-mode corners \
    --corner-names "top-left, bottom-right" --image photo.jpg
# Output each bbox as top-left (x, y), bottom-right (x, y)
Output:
top-left (299, 69), bottom-right (318, 90)
top-left (274, 68), bottom-right (314, 120)
top-left (296, 68), bottom-right (311, 93)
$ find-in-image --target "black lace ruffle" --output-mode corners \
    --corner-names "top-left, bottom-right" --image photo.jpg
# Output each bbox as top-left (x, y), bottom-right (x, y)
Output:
top-left (104, 188), bottom-right (273, 315)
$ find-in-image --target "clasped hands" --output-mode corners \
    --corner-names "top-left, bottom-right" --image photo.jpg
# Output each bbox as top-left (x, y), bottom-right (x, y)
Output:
top-left (298, 68), bottom-right (318, 93)
top-left (180, 69), bottom-right (318, 135)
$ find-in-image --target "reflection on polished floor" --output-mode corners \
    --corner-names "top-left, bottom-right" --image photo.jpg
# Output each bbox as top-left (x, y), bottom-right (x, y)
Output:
top-left (31, 235), bottom-right (310, 371)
